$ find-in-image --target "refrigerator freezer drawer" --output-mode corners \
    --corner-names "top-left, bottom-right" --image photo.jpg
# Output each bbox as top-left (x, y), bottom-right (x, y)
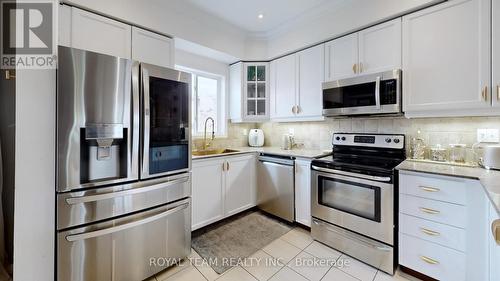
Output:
top-left (57, 173), bottom-right (191, 230)
top-left (57, 198), bottom-right (191, 281)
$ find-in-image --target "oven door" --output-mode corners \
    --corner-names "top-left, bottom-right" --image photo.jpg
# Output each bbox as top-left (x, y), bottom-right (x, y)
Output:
top-left (322, 69), bottom-right (401, 116)
top-left (141, 63), bottom-right (192, 179)
top-left (311, 166), bottom-right (394, 245)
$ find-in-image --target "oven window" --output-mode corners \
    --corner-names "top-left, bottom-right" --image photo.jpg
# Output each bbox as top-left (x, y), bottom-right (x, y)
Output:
top-left (323, 82), bottom-right (376, 109)
top-left (318, 176), bottom-right (381, 222)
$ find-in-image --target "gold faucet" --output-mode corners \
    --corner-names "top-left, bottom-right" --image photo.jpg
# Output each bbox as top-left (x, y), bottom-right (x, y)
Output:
top-left (203, 117), bottom-right (215, 150)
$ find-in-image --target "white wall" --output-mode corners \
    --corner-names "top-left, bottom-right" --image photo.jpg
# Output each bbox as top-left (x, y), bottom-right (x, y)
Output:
top-left (266, 0), bottom-right (442, 59)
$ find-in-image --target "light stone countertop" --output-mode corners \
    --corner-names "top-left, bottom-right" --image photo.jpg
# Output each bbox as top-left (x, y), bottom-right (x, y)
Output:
top-left (396, 160), bottom-right (500, 215)
top-left (192, 146), bottom-right (332, 160)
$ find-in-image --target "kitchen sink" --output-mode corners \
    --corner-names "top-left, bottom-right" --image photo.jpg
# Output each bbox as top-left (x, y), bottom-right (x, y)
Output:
top-left (192, 148), bottom-right (240, 156)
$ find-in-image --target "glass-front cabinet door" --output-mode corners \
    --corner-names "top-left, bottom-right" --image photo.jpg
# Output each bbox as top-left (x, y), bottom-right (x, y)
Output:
top-left (244, 63), bottom-right (269, 120)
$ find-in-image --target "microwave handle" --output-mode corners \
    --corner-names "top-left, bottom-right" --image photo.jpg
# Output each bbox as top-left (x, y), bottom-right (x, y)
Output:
top-left (375, 76), bottom-right (381, 109)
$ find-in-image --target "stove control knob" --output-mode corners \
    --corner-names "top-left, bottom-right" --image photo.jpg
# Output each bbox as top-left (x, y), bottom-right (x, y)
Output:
top-left (393, 138), bottom-right (400, 144)
top-left (335, 136), bottom-right (340, 141)
top-left (341, 137), bottom-right (346, 141)
top-left (385, 138), bottom-right (392, 143)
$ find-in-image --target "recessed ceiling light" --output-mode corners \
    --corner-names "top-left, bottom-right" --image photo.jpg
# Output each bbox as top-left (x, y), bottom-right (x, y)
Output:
top-left (258, 14), bottom-right (264, 19)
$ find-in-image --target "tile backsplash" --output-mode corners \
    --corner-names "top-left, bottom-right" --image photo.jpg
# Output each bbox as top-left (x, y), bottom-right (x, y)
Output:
top-left (197, 117), bottom-right (500, 154)
top-left (257, 117), bottom-right (500, 151)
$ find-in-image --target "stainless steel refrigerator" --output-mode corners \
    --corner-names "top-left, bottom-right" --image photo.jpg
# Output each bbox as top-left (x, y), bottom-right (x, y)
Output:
top-left (56, 46), bottom-right (192, 281)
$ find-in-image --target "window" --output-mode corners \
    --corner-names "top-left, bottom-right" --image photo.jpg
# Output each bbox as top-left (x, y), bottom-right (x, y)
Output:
top-left (176, 66), bottom-right (226, 137)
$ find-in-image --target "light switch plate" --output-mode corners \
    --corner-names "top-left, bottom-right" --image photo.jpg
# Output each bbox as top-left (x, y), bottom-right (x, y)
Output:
top-left (477, 129), bottom-right (500, 143)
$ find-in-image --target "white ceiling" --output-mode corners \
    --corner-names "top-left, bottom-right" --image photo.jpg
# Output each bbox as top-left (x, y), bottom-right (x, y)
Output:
top-left (185, 0), bottom-right (341, 34)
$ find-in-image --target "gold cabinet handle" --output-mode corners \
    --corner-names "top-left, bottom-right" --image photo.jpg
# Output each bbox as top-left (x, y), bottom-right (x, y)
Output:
top-left (296, 105), bottom-right (301, 114)
top-left (222, 162), bottom-right (226, 172)
top-left (420, 255), bottom-right (439, 265)
top-left (419, 207), bottom-right (440, 215)
top-left (226, 162), bottom-right (229, 171)
top-left (482, 86), bottom-right (488, 101)
top-left (493, 219), bottom-right (500, 245)
top-left (291, 106), bottom-right (296, 114)
top-left (420, 227), bottom-right (440, 236)
top-left (420, 186), bottom-right (440, 192)
top-left (352, 63), bottom-right (357, 74)
top-left (4, 70), bottom-right (15, 80)
top-left (497, 85), bottom-right (500, 101)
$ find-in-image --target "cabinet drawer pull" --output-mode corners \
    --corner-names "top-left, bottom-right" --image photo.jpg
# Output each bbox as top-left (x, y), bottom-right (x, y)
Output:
top-left (420, 227), bottom-right (440, 236)
top-left (359, 62), bottom-right (363, 73)
top-left (420, 255), bottom-right (439, 265)
top-left (493, 219), bottom-right (500, 245)
top-left (497, 85), bottom-right (500, 101)
top-left (419, 207), bottom-right (440, 215)
top-left (352, 63), bottom-right (357, 74)
top-left (420, 185), bottom-right (440, 192)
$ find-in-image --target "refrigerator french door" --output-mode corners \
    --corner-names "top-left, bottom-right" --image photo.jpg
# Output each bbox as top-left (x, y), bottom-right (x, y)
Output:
top-left (140, 63), bottom-right (192, 179)
top-left (57, 47), bottom-right (193, 281)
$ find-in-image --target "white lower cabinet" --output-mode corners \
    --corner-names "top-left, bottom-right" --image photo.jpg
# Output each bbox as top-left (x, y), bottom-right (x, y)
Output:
top-left (489, 204), bottom-right (500, 281)
top-left (191, 157), bottom-right (225, 230)
top-left (224, 155), bottom-right (256, 217)
top-left (294, 159), bottom-right (311, 227)
top-left (399, 171), bottom-right (489, 281)
top-left (192, 154), bottom-right (256, 230)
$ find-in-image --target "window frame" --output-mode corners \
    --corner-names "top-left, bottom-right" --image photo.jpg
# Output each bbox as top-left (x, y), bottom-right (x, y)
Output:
top-left (176, 65), bottom-right (227, 138)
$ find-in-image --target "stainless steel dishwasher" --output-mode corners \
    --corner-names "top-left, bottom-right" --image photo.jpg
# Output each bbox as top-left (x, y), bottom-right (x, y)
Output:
top-left (257, 154), bottom-right (295, 222)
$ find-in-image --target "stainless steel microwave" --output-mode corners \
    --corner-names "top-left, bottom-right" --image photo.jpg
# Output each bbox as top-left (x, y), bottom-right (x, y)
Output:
top-left (322, 69), bottom-right (401, 117)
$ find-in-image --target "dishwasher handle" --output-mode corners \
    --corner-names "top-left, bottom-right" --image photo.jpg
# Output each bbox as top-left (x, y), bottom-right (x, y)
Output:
top-left (258, 155), bottom-right (295, 166)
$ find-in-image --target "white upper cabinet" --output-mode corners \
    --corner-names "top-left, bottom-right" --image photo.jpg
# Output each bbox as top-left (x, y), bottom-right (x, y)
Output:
top-left (324, 18), bottom-right (401, 81)
top-left (270, 44), bottom-right (325, 122)
top-left (493, 0), bottom-right (500, 108)
top-left (58, 4), bottom-right (71, 47)
top-left (402, 0), bottom-right (491, 117)
top-left (272, 54), bottom-right (297, 120)
top-left (71, 7), bottom-right (131, 59)
top-left (131, 27), bottom-right (174, 68)
top-left (297, 45), bottom-right (325, 119)
top-left (358, 18), bottom-right (402, 74)
top-left (229, 62), bottom-right (269, 122)
top-left (324, 33), bottom-right (358, 81)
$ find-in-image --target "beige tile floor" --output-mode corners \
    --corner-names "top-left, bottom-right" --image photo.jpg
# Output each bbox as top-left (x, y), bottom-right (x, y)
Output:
top-left (150, 227), bottom-right (420, 281)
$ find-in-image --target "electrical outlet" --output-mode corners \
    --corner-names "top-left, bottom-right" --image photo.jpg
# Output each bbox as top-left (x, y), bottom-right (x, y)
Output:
top-left (242, 129), bottom-right (248, 136)
top-left (477, 129), bottom-right (500, 143)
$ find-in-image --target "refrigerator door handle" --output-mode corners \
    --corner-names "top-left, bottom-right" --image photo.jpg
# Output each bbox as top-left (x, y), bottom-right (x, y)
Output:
top-left (65, 200), bottom-right (190, 242)
top-left (141, 66), bottom-right (151, 178)
top-left (130, 61), bottom-right (141, 180)
top-left (65, 176), bottom-right (190, 205)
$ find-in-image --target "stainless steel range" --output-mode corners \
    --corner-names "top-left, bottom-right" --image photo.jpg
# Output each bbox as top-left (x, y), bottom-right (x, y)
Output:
top-left (56, 46), bottom-right (192, 281)
top-left (311, 133), bottom-right (405, 274)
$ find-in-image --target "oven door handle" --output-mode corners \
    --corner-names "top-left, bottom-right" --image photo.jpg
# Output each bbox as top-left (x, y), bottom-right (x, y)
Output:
top-left (313, 220), bottom-right (392, 252)
top-left (311, 166), bottom-right (391, 182)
